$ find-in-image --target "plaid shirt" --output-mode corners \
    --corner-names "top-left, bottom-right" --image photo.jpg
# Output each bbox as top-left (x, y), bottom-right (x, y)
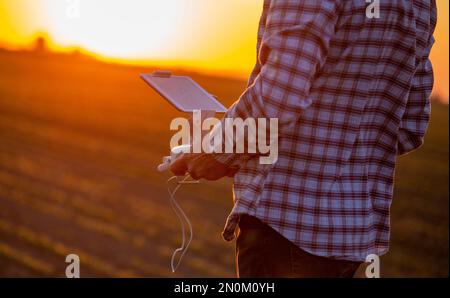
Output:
top-left (215, 0), bottom-right (436, 262)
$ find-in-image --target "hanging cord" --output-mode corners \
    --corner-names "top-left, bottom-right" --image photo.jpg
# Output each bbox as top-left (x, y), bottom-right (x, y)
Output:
top-left (166, 175), bottom-right (199, 273)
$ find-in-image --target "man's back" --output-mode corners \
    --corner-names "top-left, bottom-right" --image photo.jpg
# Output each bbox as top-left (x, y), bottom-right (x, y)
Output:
top-left (221, 0), bottom-right (437, 262)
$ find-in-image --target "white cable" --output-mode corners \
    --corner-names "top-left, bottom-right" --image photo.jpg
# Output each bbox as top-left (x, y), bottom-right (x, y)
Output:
top-left (166, 175), bottom-right (198, 273)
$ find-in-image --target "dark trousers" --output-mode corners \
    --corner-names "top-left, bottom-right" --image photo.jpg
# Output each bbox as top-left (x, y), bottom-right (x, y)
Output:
top-left (236, 215), bottom-right (361, 278)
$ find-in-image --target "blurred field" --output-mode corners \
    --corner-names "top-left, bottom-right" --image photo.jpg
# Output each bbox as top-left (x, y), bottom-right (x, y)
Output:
top-left (0, 49), bottom-right (448, 277)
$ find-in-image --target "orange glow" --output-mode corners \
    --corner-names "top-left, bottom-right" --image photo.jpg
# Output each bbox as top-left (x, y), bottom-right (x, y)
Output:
top-left (0, 0), bottom-right (448, 99)
top-left (430, 0), bottom-right (449, 101)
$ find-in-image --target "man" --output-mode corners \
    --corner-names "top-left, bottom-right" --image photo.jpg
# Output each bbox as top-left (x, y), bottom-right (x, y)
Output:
top-left (171, 0), bottom-right (437, 277)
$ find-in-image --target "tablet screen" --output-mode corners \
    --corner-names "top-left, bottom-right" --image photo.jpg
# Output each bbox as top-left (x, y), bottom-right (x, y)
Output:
top-left (141, 73), bottom-right (228, 113)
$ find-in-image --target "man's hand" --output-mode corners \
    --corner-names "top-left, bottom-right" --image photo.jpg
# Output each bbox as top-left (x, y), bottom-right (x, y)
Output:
top-left (170, 153), bottom-right (236, 181)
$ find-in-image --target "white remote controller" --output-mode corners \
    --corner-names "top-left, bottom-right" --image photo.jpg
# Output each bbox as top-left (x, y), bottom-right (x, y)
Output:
top-left (157, 144), bottom-right (192, 172)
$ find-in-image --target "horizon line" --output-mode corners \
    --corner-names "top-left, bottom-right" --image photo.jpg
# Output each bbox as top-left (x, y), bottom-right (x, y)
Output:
top-left (0, 38), bottom-right (448, 104)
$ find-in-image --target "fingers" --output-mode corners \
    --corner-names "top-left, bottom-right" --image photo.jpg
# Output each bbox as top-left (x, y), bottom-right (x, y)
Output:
top-left (169, 153), bottom-right (191, 176)
top-left (187, 154), bottom-right (208, 180)
top-left (187, 155), bottom-right (231, 181)
top-left (172, 153), bottom-right (236, 181)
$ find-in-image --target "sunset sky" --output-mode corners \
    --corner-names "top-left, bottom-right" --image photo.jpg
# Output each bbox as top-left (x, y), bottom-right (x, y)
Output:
top-left (0, 0), bottom-right (448, 100)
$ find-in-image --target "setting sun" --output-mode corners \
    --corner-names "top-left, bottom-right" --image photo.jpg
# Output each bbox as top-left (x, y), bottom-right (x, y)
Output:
top-left (0, 0), bottom-right (448, 99)
top-left (44, 0), bottom-right (186, 59)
